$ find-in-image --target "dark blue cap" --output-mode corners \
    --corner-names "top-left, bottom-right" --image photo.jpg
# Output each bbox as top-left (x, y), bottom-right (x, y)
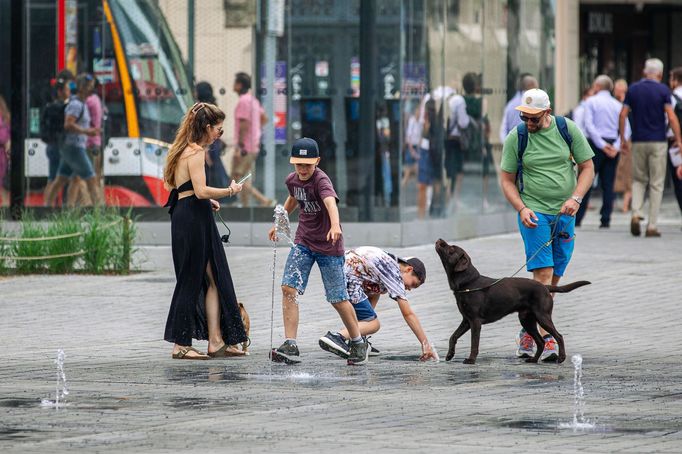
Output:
top-left (290, 137), bottom-right (320, 164)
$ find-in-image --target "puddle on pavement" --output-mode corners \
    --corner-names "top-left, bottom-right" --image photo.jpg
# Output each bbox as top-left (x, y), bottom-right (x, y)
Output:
top-left (0, 396), bottom-right (133, 411)
top-left (0, 398), bottom-right (40, 408)
top-left (165, 365), bottom-right (366, 386)
top-left (0, 428), bottom-right (47, 440)
top-left (163, 397), bottom-right (239, 409)
top-left (379, 354), bottom-right (427, 362)
top-left (495, 418), bottom-right (672, 435)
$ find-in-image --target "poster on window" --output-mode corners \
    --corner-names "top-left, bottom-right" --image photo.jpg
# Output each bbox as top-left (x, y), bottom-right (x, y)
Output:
top-left (261, 61), bottom-right (288, 144)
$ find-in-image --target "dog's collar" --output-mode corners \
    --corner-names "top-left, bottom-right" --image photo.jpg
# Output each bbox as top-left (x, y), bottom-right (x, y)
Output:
top-left (455, 277), bottom-right (505, 293)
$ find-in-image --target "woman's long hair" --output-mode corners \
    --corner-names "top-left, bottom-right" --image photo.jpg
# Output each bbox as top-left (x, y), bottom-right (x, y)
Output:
top-left (164, 102), bottom-right (225, 188)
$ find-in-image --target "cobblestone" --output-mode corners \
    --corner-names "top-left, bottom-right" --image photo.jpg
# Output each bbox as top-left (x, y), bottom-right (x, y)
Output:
top-left (1, 201), bottom-right (681, 453)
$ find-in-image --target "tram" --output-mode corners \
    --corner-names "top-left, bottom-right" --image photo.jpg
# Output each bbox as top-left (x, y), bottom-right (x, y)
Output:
top-left (20, 0), bottom-right (193, 207)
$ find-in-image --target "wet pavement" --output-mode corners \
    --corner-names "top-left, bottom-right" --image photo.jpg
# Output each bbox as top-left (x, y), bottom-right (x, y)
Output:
top-left (1, 200), bottom-right (681, 453)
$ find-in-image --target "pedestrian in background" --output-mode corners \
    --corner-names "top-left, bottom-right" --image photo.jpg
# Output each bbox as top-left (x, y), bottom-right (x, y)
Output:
top-left (45, 73), bottom-right (101, 207)
top-left (401, 101), bottom-right (421, 188)
top-left (499, 73), bottom-right (538, 143)
top-left (576, 75), bottom-right (630, 228)
top-left (571, 86), bottom-right (594, 134)
top-left (613, 79), bottom-right (633, 212)
top-left (232, 72), bottom-right (274, 207)
top-left (444, 81), bottom-right (469, 209)
top-left (667, 67), bottom-right (682, 218)
top-left (619, 58), bottom-right (682, 237)
top-left (86, 77), bottom-right (104, 185)
top-left (41, 72), bottom-right (73, 206)
top-left (0, 95), bottom-right (10, 206)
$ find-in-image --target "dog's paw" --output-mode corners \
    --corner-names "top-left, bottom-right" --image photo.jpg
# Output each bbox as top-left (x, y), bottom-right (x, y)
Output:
top-left (445, 353), bottom-right (454, 361)
top-left (558, 355), bottom-right (566, 363)
top-left (463, 358), bottom-right (476, 365)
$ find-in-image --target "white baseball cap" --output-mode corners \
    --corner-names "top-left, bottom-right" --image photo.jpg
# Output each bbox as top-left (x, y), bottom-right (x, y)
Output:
top-left (515, 88), bottom-right (551, 114)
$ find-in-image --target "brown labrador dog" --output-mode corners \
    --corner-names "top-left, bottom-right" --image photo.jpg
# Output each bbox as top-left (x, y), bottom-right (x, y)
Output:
top-left (435, 239), bottom-right (590, 364)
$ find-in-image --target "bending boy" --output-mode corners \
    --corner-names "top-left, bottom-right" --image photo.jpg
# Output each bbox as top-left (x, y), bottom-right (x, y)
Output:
top-left (319, 246), bottom-right (437, 361)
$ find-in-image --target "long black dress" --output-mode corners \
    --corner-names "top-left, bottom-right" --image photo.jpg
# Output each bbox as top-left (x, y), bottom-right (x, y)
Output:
top-left (164, 179), bottom-right (247, 346)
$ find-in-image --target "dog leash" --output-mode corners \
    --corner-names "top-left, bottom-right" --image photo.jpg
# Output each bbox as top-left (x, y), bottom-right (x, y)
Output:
top-left (456, 214), bottom-right (569, 294)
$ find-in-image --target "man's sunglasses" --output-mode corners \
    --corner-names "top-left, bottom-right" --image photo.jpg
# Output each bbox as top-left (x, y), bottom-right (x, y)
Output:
top-left (519, 113), bottom-right (544, 124)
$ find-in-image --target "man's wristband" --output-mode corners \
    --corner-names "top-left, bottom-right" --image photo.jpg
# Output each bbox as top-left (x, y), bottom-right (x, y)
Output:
top-left (228, 187), bottom-right (233, 197)
top-left (518, 206), bottom-right (527, 214)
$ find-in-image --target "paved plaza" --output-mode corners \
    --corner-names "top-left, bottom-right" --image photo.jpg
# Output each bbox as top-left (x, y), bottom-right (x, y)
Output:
top-left (1, 202), bottom-right (682, 453)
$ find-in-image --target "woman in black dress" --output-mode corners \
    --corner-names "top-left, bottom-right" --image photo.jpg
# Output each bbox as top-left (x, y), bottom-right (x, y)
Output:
top-left (163, 102), bottom-right (248, 360)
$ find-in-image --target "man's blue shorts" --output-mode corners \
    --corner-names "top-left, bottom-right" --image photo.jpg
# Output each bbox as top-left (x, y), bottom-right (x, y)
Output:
top-left (58, 144), bottom-right (95, 179)
top-left (353, 298), bottom-right (377, 321)
top-left (281, 244), bottom-right (349, 304)
top-left (517, 212), bottom-right (575, 277)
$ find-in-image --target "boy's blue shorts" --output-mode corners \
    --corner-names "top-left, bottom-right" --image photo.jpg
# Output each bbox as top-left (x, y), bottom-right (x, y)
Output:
top-left (281, 244), bottom-right (349, 303)
top-left (517, 212), bottom-right (575, 277)
top-left (353, 298), bottom-right (377, 321)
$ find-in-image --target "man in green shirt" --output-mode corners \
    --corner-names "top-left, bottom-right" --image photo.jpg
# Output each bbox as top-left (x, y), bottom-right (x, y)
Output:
top-left (500, 88), bottom-right (595, 361)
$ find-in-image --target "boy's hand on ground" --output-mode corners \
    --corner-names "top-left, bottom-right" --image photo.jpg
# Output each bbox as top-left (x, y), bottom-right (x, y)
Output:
top-left (419, 345), bottom-right (437, 362)
top-left (326, 225), bottom-right (342, 245)
top-left (268, 226), bottom-right (277, 242)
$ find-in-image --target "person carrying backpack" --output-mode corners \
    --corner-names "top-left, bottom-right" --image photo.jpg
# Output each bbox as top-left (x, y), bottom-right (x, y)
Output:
top-left (41, 73), bottom-right (73, 204)
top-left (44, 73), bottom-right (102, 207)
top-left (500, 88), bottom-right (594, 362)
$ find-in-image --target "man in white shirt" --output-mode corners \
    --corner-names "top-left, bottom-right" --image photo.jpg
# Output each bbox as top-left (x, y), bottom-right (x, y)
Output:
top-left (576, 75), bottom-right (630, 228)
top-left (499, 74), bottom-right (538, 143)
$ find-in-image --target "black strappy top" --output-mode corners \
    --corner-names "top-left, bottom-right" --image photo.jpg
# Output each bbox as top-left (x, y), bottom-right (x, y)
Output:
top-left (164, 180), bottom-right (194, 215)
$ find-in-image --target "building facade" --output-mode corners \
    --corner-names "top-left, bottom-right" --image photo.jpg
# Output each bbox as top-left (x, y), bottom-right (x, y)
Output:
top-left (3, 1), bottom-right (677, 244)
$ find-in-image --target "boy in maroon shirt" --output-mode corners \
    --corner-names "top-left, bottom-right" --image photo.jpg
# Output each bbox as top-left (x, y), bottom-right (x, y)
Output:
top-left (268, 138), bottom-right (368, 365)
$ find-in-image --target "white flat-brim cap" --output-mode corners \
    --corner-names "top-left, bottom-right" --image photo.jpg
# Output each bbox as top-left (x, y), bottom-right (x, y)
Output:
top-left (515, 88), bottom-right (551, 114)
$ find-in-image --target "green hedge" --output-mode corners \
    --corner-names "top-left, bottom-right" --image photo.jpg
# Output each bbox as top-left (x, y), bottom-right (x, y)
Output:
top-left (0, 209), bottom-right (136, 275)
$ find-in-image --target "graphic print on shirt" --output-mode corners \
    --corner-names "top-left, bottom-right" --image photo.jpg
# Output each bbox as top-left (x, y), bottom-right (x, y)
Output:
top-left (293, 186), bottom-right (321, 214)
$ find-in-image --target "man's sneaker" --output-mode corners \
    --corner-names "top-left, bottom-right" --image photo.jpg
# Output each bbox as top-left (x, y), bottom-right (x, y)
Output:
top-left (540, 335), bottom-right (559, 362)
top-left (347, 339), bottom-right (369, 365)
top-left (318, 331), bottom-right (350, 359)
top-left (516, 328), bottom-right (535, 358)
top-left (270, 340), bottom-right (301, 364)
top-left (364, 336), bottom-right (381, 356)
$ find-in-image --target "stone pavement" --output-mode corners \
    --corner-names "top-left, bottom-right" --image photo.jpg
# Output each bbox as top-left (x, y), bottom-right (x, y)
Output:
top-left (1, 201), bottom-right (681, 453)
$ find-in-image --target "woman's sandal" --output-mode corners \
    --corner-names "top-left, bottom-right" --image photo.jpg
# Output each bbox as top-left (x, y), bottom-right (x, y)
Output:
top-left (208, 344), bottom-right (246, 358)
top-left (172, 346), bottom-right (209, 360)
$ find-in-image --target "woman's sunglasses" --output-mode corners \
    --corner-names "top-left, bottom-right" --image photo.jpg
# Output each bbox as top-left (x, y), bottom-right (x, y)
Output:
top-left (214, 126), bottom-right (224, 137)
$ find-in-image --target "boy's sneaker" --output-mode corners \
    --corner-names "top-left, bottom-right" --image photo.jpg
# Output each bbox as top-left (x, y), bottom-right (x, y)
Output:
top-left (540, 335), bottom-right (559, 362)
top-left (347, 339), bottom-right (369, 365)
top-left (318, 331), bottom-right (350, 359)
top-left (516, 328), bottom-right (535, 358)
top-left (364, 336), bottom-right (381, 356)
top-left (270, 340), bottom-right (301, 364)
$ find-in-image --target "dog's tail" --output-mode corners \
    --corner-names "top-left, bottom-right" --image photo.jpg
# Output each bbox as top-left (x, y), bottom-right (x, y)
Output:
top-left (546, 280), bottom-right (591, 293)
